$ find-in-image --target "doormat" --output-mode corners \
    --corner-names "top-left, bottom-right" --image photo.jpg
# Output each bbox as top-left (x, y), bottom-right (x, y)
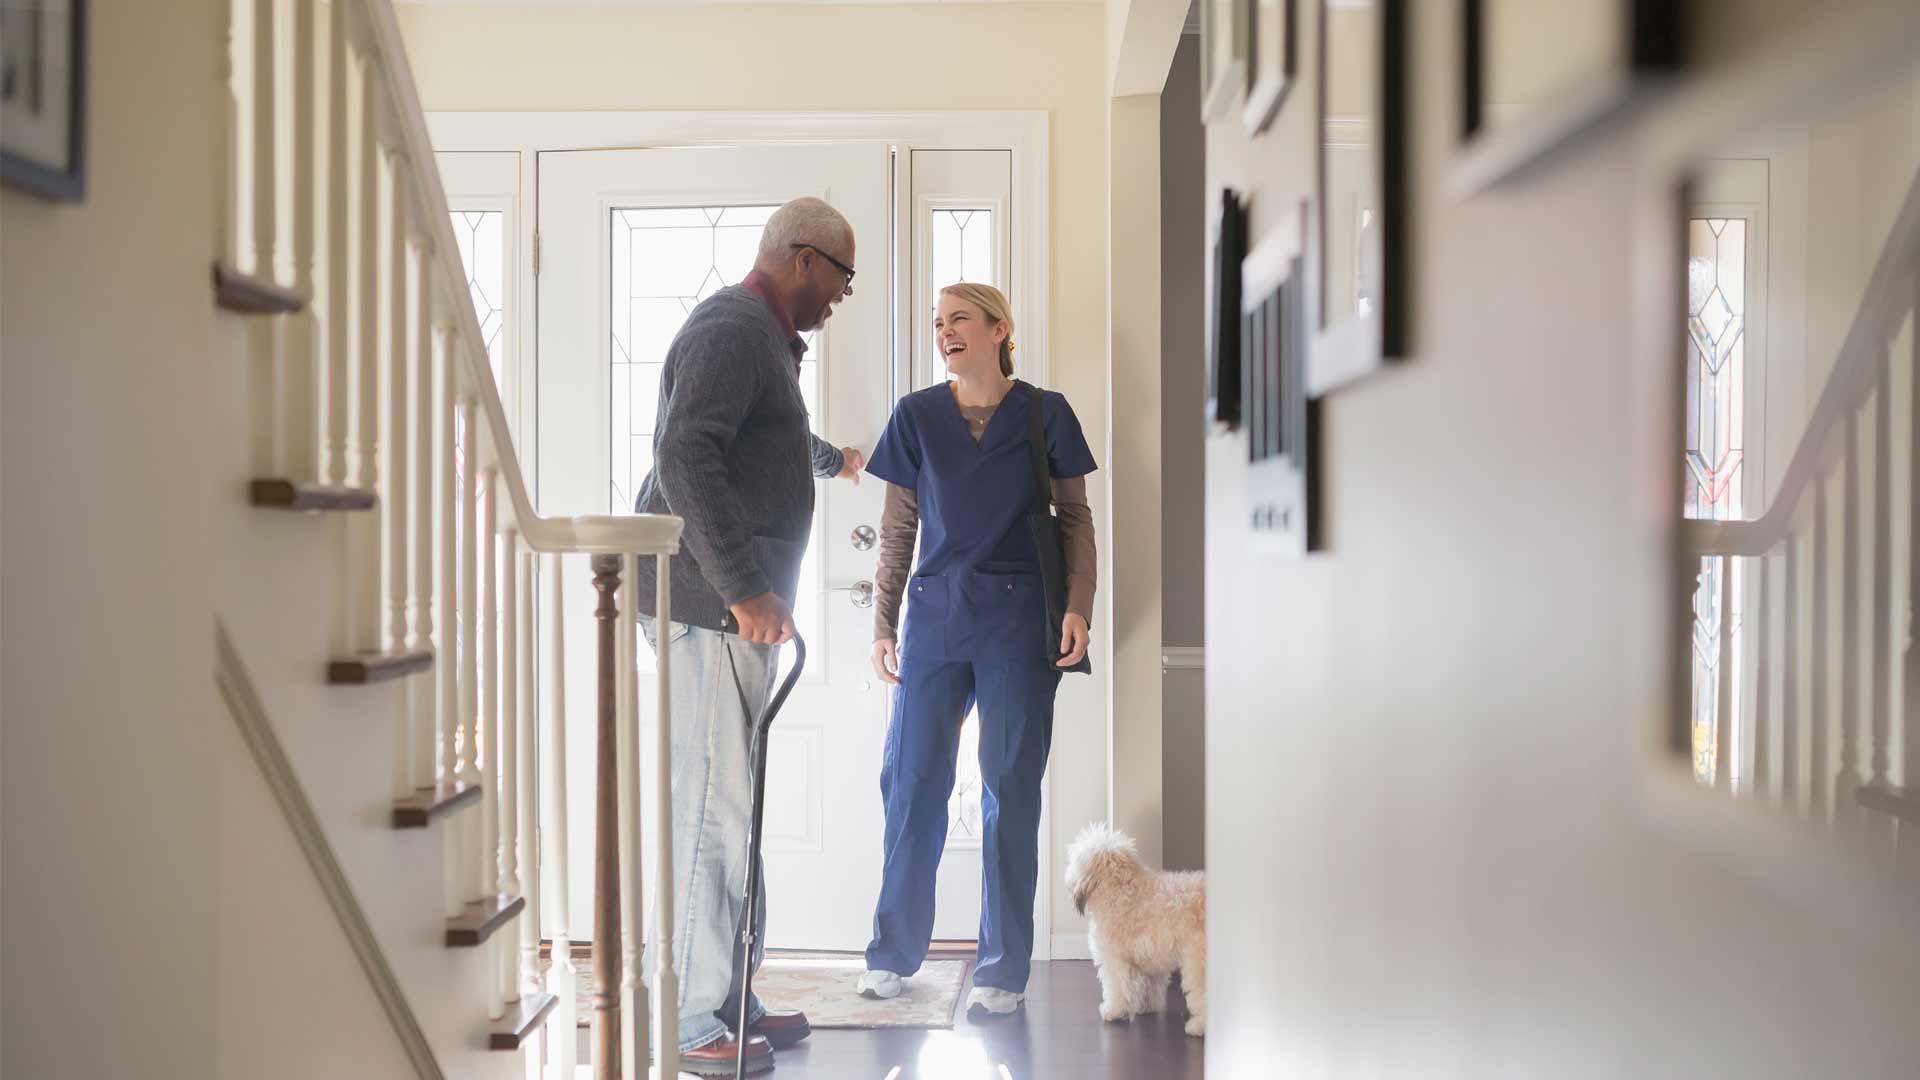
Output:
top-left (557, 956), bottom-right (971, 1030)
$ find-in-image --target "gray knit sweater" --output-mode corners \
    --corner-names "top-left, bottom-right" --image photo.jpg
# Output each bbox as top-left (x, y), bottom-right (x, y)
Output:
top-left (630, 286), bottom-right (843, 631)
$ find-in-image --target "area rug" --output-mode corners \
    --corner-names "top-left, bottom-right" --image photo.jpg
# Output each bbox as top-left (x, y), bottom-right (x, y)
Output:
top-left (560, 956), bottom-right (971, 1030)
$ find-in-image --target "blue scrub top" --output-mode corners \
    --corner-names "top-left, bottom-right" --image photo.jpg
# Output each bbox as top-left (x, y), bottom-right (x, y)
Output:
top-left (864, 380), bottom-right (1099, 662)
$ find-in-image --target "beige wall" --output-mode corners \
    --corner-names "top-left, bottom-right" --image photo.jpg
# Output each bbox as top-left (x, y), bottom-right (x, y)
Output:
top-left (394, 0), bottom-right (1117, 945)
top-left (1160, 33), bottom-right (1207, 873)
top-left (1203, 1), bottom-right (1920, 1075)
top-left (2, 2), bottom-right (224, 1074)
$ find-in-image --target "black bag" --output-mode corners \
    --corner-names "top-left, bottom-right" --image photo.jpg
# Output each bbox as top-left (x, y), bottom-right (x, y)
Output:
top-left (1024, 384), bottom-right (1093, 675)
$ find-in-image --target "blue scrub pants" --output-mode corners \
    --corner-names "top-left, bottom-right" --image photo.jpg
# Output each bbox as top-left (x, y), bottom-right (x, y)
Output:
top-left (865, 654), bottom-right (1062, 992)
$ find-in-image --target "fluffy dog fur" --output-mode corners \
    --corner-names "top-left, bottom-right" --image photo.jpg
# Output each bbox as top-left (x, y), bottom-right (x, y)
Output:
top-left (1063, 822), bottom-right (1206, 1036)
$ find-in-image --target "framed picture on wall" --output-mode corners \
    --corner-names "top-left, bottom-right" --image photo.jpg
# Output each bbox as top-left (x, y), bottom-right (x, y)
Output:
top-left (1455, 0), bottom-right (1683, 192)
top-left (1310, 0), bottom-right (1406, 395)
top-left (1201, 0), bottom-right (1247, 123)
top-left (1, 0), bottom-right (86, 201)
top-left (1241, 0), bottom-right (1295, 136)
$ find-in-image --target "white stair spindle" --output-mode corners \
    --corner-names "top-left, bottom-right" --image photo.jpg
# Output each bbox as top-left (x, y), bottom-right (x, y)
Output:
top-left (409, 242), bottom-right (437, 793)
top-left (219, 0), bottom-right (245, 274)
top-left (620, 552), bottom-right (648, 1071)
top-left (614, 554), bottom-right (638, 1070)
top-left (435, 321), bottom-right (459, 798)
top-left (543, 553), bottom-right (578, 1079)
top-left (437, 321), bottom-right (463, 922)
top-left (248, 0), bottom-right (285, 479)
top-left (283, 0), bottom-right (319, 483)
top-left (322, 0), bottom-right (350, 487)
top-left (653, 552), bottom-right (678, 1080)
top-left (386, 156), bottom-right (412, 804)
top-left (517, 547), bottom-right (540, 995)
top-left (459, 397), bottom-right (481, 901)
top-left (252, 0), bottom-right (279, 284)
top-left (499, 525), bottom-right (522, 1006)
top-left (479, 465), bottom-right (503, 1020)
top-left (353, 66), bottom-right (384, 656)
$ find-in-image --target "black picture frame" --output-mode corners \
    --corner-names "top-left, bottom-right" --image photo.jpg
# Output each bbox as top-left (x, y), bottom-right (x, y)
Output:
top-left (1, 0), bottom-right (87, 202)
top-left (1455, 0), bottom-right (1683, 192)
top-left (1309, 0), bottom-right (1406, 397)
top-left (1205, 187), bottom-right (1247, 429)
top-left (1243, 228), bottom-right (1317, 554)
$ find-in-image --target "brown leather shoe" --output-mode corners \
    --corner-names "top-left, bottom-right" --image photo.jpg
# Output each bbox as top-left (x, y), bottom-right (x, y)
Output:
top-left (677, 1033), bottom-right (774, 1076)
top-left (744, 1009), bottom-right (812, 1049)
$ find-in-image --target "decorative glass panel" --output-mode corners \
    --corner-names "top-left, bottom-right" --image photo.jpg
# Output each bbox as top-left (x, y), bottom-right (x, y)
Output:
top-left (609, 206), bottom-right (824, 664)
top-left (931, 208), bottom-right (996, 296)
top-left (449, 210), bottom-right (506, 387)
top-left (1685, 218), bottom-right (1748, 785)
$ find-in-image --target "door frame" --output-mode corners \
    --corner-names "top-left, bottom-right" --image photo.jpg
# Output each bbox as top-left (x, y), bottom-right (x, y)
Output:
top-left (426, 109), bottom-right (1060, 961)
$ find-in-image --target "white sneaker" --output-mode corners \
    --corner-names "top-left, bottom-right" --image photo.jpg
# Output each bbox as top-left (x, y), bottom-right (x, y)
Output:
top-left (857, 969), bottom-right (903, 1000)
top-left (966, 986), bottom-right (1025, 1016)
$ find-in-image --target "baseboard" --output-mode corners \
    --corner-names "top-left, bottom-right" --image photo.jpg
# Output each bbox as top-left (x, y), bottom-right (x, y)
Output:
top-left (1050, 933), bottom-right (1091, 960)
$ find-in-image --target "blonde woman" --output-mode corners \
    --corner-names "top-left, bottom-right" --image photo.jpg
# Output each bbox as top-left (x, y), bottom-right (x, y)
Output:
top-left (855, 283), bottom-right (1098, 1018)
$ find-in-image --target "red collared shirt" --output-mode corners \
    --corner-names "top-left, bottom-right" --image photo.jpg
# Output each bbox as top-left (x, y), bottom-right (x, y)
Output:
top-left (740, 269), bottom-right (809, 373)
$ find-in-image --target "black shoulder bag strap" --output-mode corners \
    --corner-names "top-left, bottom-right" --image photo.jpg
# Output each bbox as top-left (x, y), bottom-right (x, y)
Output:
top-left (1025, 384), bottom-right (1092, 675)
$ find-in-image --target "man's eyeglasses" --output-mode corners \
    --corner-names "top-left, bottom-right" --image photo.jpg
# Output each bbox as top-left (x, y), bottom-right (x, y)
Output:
top-left (792, 243), bottom-right (856, 288)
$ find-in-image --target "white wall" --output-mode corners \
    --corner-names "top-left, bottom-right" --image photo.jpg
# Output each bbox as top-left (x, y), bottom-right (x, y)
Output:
top-left (394, 0), bottom-right (1117, 944)
top-left (1202, 0), bottom-right (1920, 1075)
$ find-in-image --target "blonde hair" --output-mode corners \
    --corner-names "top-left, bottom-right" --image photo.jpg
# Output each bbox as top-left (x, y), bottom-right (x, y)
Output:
top-left (939, 282), bottom-right (1016, 377)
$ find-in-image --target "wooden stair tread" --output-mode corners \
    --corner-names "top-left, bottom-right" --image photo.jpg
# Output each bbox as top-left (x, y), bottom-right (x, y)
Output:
top-left (250, 479), bottom-right (377, 512)
top-left (447, 894), bottom-right (525, 947)
top-left (488, 992), bottom-right (559, 1050)
top-left (214, 262), bottom-right (307, 315)
top-left (328, 649), bottom-right (433, 685)
top-left (392, 782), bottom-right (481, 828)
top-left (1855, 782), bottom-right (1920, 824)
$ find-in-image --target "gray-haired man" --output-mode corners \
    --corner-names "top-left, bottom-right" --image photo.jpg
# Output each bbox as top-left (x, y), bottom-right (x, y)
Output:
top-left (631, 196), bottom-right (862, 1075)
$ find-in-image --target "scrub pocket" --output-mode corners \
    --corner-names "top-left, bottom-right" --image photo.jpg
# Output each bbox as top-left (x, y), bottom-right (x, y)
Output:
top-left (900, 574), bottom-right (951, 660)
top-left (964, 569), bottom-right (1048, 660)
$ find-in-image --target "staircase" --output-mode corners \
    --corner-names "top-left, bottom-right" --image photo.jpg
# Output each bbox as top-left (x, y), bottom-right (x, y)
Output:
top-left (214, 1), bottom-right (685, 1075)
top-left (1679, 156), bottom-right (1920, 839)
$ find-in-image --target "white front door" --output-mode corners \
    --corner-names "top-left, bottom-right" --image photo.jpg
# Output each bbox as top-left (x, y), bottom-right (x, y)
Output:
top-left (539, 144), bottom-right (903, 951)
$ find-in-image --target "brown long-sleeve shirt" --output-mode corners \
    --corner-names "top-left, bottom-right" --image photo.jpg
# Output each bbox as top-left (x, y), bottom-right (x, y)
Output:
top-left (872, 399), bottom-right (1097, 640)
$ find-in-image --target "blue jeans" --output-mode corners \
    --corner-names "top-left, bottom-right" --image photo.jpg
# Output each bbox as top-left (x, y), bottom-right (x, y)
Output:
top-left (639, 618), bottom-right (774, 1054)
top-left (864, 654), bottom-right (1061, 992)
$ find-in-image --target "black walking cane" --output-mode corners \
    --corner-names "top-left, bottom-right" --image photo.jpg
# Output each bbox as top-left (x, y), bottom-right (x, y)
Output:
top-left (726, 631), bottom-right (806, 1080)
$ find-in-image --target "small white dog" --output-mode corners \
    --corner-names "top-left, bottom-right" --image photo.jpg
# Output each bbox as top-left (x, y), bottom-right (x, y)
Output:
top-left (1063, 822), bottom-right (1206, 1036)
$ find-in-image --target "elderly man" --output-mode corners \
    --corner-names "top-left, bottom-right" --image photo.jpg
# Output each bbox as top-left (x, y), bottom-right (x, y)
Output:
top-left (632, 196), bottom-right (863, 1074)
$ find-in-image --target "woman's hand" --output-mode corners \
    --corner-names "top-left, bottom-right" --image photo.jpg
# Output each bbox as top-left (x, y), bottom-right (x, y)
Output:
top-left (872, 638), bottom-right (902, 684)
top-left (1057, 613), bottom-right (1090, 668)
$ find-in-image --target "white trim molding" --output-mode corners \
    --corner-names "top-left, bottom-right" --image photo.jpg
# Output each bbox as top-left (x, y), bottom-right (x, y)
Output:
top-left (1162, 645), bottom-right (1206, 671)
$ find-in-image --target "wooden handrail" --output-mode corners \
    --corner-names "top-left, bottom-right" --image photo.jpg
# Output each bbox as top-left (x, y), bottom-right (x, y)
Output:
top-left (1682, 163), bottom-right (1920, 557)
top-left (351, 0), bottom-right (682, 559)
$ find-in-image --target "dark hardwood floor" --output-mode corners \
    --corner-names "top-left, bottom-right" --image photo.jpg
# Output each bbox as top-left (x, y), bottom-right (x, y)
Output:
top-left (761, 959), bottom-right (1204, 1080)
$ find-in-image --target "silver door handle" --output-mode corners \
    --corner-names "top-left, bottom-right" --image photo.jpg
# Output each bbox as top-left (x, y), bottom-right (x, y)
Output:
top-left (826, 580), bottom-right (875, 608)
top-left (851, 525), bottom-right (877, 551)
